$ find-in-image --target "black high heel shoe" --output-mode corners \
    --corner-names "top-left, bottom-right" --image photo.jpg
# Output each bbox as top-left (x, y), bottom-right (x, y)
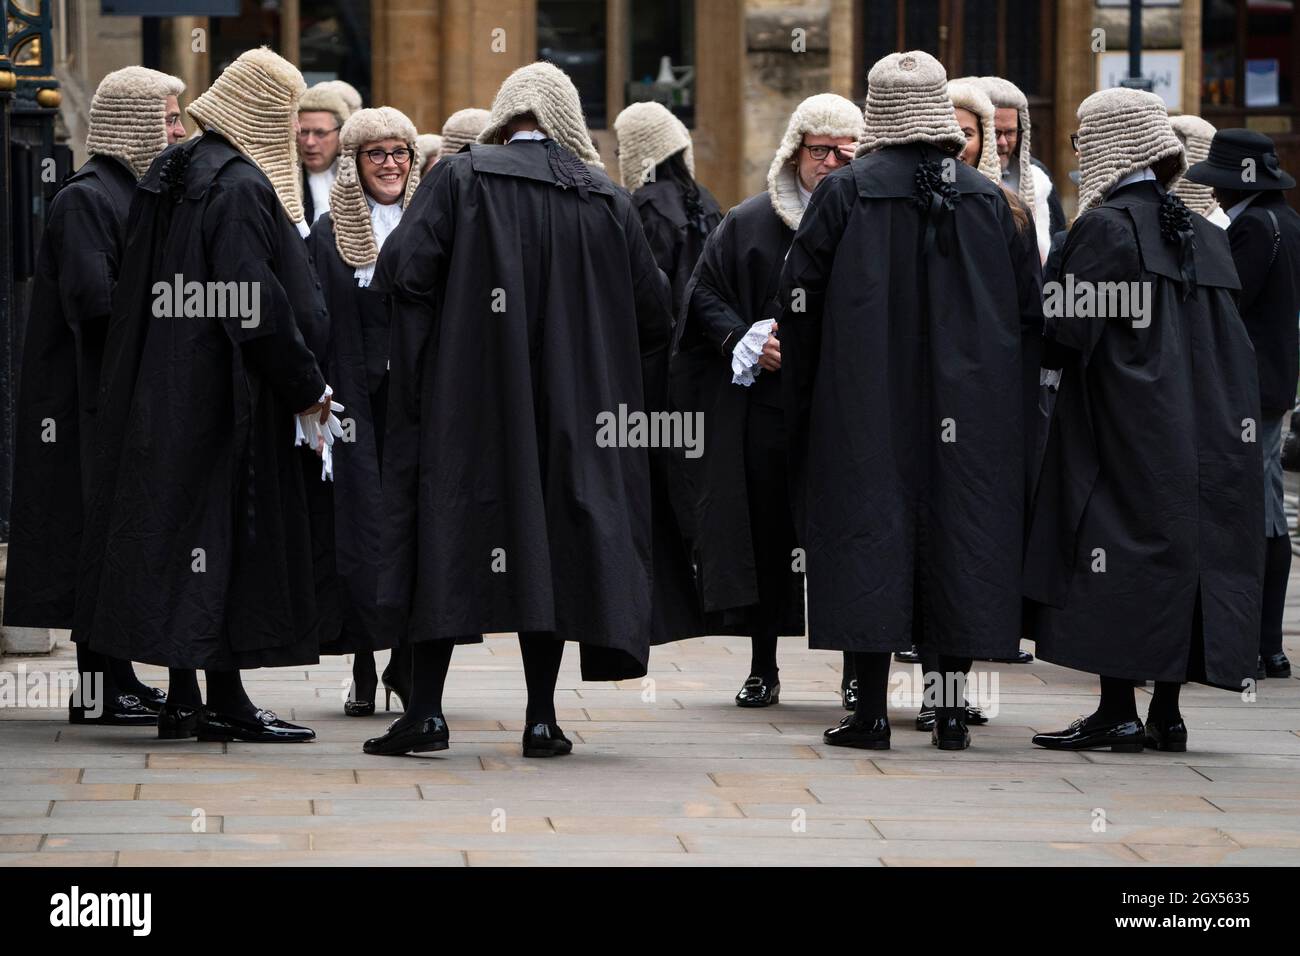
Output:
top-left (363, 714), bottom-right (449, 755)
top-left (344, 660), bottom-right (378, 717)
top-left (522, 722), bottom-right (572, 758)
top-left (380, 647), bottom-right (412, 712)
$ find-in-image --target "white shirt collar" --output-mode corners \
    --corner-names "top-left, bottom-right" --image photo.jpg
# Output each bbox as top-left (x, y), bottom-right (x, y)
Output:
top-left (1226, 193), bottom-right (1261, 224)
top-left (507, 130), bottom-right (548, 143)
top-left (306, 162), bottom-right (336, 223)
top-left (1107, 166), bottom-right (1158, 198)
top-left (796, 178), bottom-right (814, 209)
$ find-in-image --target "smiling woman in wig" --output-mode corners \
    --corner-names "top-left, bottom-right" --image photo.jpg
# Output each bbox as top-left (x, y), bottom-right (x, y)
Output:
top-left (306, 107), bottom-right (436, 718)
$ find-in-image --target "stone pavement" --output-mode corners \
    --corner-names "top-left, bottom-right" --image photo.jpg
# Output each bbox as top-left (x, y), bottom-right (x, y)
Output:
top-left (1, 599), bottom-right (1299, 867)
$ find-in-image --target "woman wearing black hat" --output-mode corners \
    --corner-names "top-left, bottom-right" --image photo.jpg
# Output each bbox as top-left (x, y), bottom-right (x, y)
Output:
top-left (1186, 128), bottom-right (1300, 682)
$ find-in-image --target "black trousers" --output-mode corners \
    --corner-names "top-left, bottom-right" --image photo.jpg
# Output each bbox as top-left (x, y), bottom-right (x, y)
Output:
top-left (743, 401), bottom-right (798, 674)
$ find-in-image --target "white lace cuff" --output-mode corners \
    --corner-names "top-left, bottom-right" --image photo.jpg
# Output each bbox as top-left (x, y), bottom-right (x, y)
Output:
top-left (730, 318), bottom-right (775, 387)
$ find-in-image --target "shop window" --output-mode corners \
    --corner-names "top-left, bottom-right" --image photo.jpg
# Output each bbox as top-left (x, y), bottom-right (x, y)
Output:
top-left (538, 0), bottom-right (608, 128)
top-left (626, 0), bottom-right (695, 125)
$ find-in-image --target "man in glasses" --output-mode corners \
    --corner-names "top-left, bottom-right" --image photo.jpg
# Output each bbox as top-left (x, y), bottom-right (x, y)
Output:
top-left (298, 83), bottom-right (352, 225)
top-left (671, 94), bottom-right (865, 711)
top-left (968, 76), bottom-right (1064, 266)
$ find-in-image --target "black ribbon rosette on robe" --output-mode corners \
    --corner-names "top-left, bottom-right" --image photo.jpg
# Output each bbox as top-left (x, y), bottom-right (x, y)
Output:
top-left (911, 152), bottom-right (962, 257)
top-left (1159, 191), bottom-right (1197, 301)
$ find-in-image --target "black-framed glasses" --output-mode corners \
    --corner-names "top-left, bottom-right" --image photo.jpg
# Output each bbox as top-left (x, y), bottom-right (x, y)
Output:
top-left (1070, 132), bottom-right (1080, 152)
top-left (363, 147), bottom-right (413, 166)
top-left (298, 126), bottom-right (340, 141)
top-left (801, 143), bottom-right (853, 162)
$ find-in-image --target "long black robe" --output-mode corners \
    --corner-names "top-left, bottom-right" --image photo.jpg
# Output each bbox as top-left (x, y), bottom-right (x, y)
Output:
top-left (304, 214), bottom-right (403, 654)
top-left (1023, 180), bottom-right (1261, 689)
top-left (777, 143), bottom-right (1028, 658)
top-left (73, 133), bottom-right (329, 670)
top-left (369, 139), bottom-right (689, 680)
top-left (668, 192), bottom-right (805, 636)
top-left (4, 156), bottom-right (136, 629)
top-left (633, 176), bottom-right (722, 319)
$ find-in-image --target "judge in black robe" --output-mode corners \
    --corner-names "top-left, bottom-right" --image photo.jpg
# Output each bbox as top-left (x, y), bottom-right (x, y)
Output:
top-left (670, 93), bottom-right (864, 711)
top-left (1027, 91), bottom-right (1263, 754)
top-left (775, 53), bottom-right (1029, 751)
top-left (363, 62), bottom-right (684, 759)
top-left (5, 67), bottom-right (188, 724)
top-left (4, 155), bottom-right (170, 723)
top-left (75, 52), bottom-right (332, 746)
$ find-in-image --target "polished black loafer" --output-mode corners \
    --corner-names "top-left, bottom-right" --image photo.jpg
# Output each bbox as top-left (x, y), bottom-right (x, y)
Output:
top-left (133, 684), bottom-right (167, 709)
top-left (1032, 717), bottom-right (1145, 752)
top-left (824, 714), bottom-right (890, 750)
top-left (735, 675), bottom-right (780, 708)
top-left (915, 705), bottom-right (990, 731)
top-left (1261, 652), bottom-right (1292, 679)
top-left (522, 722), bottom-right (573, 758)
top-left (1144, 716), bottom-right (1188, 753)
top-left (840, 679), bottom-right (858, 711)
top-left (931, 713), bottom-right (971, 751)
top-left (156, 702), bottom-right (201, 739)
top-left (69, 693), bottom-right (159, 726)
top-left (198, 708), bottom-right (315, 743)
top-left (363, 714), bottom-right (449, 755)
top-left (894, 646), bottom-right (921, 664)
top-left (980, 649), bottom-right (1034, 664)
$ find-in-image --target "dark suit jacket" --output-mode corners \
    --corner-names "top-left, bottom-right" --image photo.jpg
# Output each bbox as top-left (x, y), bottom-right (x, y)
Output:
top-left (1229, 191), bottom-right (1300, 414)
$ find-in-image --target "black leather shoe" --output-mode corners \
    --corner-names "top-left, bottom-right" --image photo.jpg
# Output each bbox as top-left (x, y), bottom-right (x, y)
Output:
top-left (363, 714), bottom-right (449, 755)
top-left (981, 649), bottom-right (1034, 664)
top-left (840, 679), bottom-right (858, 711)
top-left (1144, 715), bottom-right (1188, 752)
top-left (915, 705), bottom-right (990, 731)
top-left (824, 714), bottom-right (890, 750)
top-left (894, 646), bottom-right (921, 664)
top-left (735, 675), bottom-right (779, 707)
top-left (1032, 717), bottom-right (1145, 752)
top-left (522, 722), bottom-right (573, 758)
top-left (931, 712), bottom-right (971, 750)
top-left (69, 693), bottom-right (159, 726)
top-left (121, 684), bottom-right (166, 710)
top-left (197, 708), bottom-right (315, 743)
top-left (1261, 652), bottom-right (1292, 679)
top-left (156, 702), bottom-right (200, 739)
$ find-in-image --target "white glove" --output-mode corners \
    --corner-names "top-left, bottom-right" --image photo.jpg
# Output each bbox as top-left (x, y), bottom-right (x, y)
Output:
top-left (294, 386), bottom-right (346, 481)
top-left (730, 318), bottom-right (775, 387)
top-left (1039, 368), bottom-right (1062, 392)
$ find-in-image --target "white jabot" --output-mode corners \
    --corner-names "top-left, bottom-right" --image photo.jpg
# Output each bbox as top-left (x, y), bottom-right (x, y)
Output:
top-left (354, 196), bottom-right (404, 288)
top-left (1107, 166), bottom-right (1157, 198)
top-left (507, 130), bottom-right (548, 143)
top-left (307, 163), bottom-right (337, 223)
top-left (295, 218), bottom-right (311, 239)
top-left (1225, 193), bottom-right (1261, 224)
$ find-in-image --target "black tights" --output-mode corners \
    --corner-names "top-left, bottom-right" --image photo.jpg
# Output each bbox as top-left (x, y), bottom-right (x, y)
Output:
top-left (848, 652), bottom-right (893, 721)
top-left (1261, 533), bottom-right (1291, 657)
top-left (76, 646), bottom-right (152, 699)
top-left (919, 651), bottom-right (974, 715)
top-left (406, 633), bottom-right (565, 725)
top-left (750, 635), bottom-right (855, 690)
top-left (1094, 675), bottom-right (1182, 725)
top-left (164, 668), bottom-right (257, 719)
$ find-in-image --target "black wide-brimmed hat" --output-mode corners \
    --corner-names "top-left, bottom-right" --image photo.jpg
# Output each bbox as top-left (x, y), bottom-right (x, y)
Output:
top-left (1185, 128), bottom-right (1295, 191)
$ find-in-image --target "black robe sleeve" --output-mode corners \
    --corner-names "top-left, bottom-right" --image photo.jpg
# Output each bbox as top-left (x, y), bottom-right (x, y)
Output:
top-left (620, 195), bottom-right (674, 411)
top-left (684, 214), bottom-right (751, 356)
top-left (773, 170), bottom-right (856, 533)
top-left (369, 158), bottom-right (457, 612)
top-left (1025, 210), bottom-right (1141, 606)
top-left (203, 177), bottom-right (326, 412)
